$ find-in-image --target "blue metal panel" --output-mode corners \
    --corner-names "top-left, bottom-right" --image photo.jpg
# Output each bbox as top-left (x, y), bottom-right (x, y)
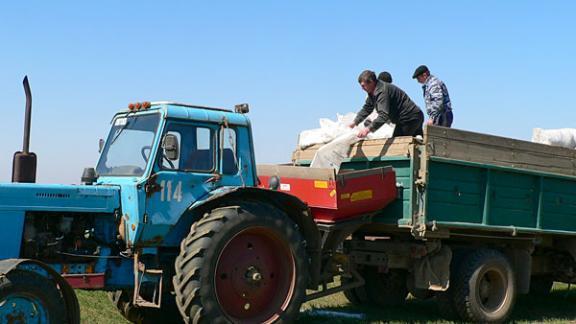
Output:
top-left (0, 210), bottom-right (25, 259)
top-left (0, 183), bottom-right (120, 213)
top-left (105, 257), bottom-right (134, 288)
top-left (163, 105), bottom-right (250, 126)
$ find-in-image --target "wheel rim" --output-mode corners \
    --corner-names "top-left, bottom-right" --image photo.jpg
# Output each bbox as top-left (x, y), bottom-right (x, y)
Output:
top-left (476, 267), bottom-right (508, 313)
top-left (0, 294), bottom-right (49, 323)
top-left (215, 226), bottom-right (296, 323)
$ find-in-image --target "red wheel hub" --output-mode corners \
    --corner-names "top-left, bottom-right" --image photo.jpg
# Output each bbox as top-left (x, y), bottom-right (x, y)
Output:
top-left (215, 226), bottom-right (296, 323)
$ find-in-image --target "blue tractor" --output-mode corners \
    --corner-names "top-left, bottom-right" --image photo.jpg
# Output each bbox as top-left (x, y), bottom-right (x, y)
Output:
top-left (0, 78), bottom-right (332, 323)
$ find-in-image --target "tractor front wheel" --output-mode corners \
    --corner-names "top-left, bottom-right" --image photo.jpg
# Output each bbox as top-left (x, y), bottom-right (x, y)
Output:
top-left (0, 270), bottom-right (67, 323)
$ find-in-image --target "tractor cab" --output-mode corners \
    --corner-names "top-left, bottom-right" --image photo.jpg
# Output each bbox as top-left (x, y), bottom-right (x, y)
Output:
top-left (95, 102), bottom-right (257, 247)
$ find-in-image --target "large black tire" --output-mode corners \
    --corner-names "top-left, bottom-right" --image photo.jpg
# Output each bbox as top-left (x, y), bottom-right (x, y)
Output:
top-left (342, 276), bottom-right (369, 306)
top-left (451, 249), bottom-right (516, 323)
top-left (363, 267), bottom-right (408, 307)
top-left (529, 276), bottom-right (554, 296)
top-left (108, 289), bottom-right (182, 324)
top-left (0, 270), bottom-right (67, 323)
top-left (173, 204), bottom-right (309, 323)
top-left (406, 273), bottom-right (435, 300)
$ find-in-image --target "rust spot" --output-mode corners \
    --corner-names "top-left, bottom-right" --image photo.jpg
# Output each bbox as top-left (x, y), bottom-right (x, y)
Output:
top-left (140, 235), bottom-right (165, 245)
top-left (131, 224), bottom-right (136, 231)
top-left (145, 174), bottom-right (162, 198)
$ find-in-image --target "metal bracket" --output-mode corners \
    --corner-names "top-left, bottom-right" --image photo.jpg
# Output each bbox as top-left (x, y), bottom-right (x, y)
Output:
top-left (133, 253), bottom-right (163, 309)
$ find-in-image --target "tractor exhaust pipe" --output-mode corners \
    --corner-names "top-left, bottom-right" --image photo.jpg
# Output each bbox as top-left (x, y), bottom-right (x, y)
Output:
top-left (12, 76), bottom-right (37, 183)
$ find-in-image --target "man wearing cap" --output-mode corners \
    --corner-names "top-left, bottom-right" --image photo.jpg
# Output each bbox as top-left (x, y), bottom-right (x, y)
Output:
top-left (350, 70), bottom-right (424, 138)
top-left (413, 65), bottom-right (453, 127)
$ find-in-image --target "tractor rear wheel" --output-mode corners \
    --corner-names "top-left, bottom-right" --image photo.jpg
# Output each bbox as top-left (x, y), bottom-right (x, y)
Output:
top-left (173, 204), bottom-right (308, 323)
top-left (0, 270), bottom-right (66, 323)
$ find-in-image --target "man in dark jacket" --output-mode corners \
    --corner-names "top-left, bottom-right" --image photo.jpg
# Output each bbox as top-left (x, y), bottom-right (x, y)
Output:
top-left (351, 70), bottom-right (424, 138)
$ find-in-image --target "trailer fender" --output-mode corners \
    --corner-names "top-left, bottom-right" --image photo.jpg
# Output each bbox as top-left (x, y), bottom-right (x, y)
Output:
top-left (412, 243), bottom-right (452, 291)
top-left (504, 248), bottom-right (532, 294)
top-left (187, 186), bottom-right (322, 287)
top-left (0, 258), bottom-right (80, 324)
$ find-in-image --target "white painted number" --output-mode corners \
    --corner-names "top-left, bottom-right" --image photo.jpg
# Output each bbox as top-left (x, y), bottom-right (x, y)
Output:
top-left (159, 180), bottom-right (183, 202)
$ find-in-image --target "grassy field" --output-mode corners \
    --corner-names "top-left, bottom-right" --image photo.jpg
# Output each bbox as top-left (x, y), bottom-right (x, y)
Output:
top-left (77, 283), bottom-right (576, 323)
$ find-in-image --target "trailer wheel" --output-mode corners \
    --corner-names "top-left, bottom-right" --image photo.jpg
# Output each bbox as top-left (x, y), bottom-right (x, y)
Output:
top-left (529, 276), bottom-right (554, 295)
top-left (452, 249), bottom-right (516, 323)
top-left (173, 204), bottom-right (308, 323)
top-left (342, 278), bottom-right (369, 305)
top-left (406, 273), bottom-right (434, 300)
top-left (0, 270), bottom-right (66, 323)
top-left (363, 267), bottom-right (408, 307)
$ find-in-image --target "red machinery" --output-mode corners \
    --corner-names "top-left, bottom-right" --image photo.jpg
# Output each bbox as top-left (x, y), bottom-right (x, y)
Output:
top-left (257, 165), bottom-right (397, 223)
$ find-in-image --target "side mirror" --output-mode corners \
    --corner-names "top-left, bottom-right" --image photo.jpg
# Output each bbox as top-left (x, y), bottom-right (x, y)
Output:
top-left (162, 134), bottom-right (179, 160)
top-left (98, 139), bottom-right (105, 153)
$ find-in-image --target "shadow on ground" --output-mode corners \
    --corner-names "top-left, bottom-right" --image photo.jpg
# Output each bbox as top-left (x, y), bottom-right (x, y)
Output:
top-left (298, 287), bottom-right (576, 323)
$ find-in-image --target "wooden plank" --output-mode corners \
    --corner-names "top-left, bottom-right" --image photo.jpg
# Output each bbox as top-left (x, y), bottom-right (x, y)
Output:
top-left (292, 136), bottom-right (414, 162)
top-left (428, 137), bottom-right (576, 177)
top-left (425, 126), bottom-right (576, 159)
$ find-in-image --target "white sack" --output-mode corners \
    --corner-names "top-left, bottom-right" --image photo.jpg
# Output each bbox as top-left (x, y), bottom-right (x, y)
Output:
top-left (298, 112), bottom-right (395, 149)
top-left (310, 131), bottom-right (361, 172)
top-left (532, 128), bottom-right (576, 149)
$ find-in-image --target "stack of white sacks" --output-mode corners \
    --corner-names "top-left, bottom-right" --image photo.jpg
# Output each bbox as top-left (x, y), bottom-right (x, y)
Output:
top-left (532, 128), bottom-right (576, 149)
top-left (298, 112), bottom-right (394, 171)
top-left (301, 116), bottom-right (576, 171)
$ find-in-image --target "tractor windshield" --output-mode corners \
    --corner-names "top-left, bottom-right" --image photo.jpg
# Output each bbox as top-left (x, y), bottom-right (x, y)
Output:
top-left (96, 113), bottom-right (161, 177)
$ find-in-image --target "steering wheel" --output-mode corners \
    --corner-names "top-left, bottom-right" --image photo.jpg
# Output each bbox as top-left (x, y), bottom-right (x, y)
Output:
top-left (141, 145), bottom-right (176, 169)
top-left (141, 146), bottom-right (152, 162)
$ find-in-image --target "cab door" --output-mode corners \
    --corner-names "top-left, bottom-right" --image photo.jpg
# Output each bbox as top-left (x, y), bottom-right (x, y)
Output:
top-left (141, 120), bottom-right (218, 243)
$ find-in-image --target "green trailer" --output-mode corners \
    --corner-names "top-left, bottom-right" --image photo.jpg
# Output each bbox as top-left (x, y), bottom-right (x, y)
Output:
top-left (293, 125), bottom-right (576, 322)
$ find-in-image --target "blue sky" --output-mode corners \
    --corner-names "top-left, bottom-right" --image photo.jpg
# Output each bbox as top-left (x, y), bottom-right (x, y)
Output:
top-left (1, 1), bottom-right (575, 183)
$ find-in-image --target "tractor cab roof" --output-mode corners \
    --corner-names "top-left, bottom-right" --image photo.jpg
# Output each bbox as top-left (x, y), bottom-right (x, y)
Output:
top-left (113, 101), bottom-right (251, 126)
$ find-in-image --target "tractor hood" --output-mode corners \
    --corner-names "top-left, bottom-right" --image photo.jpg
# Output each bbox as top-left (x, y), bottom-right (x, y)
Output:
top-left (0, 182), bottom-right (120, 213)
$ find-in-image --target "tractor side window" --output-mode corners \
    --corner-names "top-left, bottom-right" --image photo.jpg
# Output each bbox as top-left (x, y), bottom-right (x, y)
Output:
top-left (161, 123), bottom-right (215, 173)
top-left (182, 127), bottom-right (214, 172)
top-left (221, 128), bottom-right (238, 175)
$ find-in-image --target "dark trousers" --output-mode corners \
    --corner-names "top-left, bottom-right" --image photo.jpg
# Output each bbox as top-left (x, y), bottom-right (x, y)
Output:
top-left (393, 111), bottom-right (424, 137)
top-left (433, 110), bottom-right (453, 127)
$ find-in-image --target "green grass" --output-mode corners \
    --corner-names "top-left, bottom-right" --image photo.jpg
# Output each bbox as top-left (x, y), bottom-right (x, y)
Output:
top-left (77, 283), bottom-right (576, 323)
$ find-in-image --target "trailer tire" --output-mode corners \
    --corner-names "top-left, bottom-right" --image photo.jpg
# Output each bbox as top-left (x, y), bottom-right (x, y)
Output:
top-left (529, 276), bottom-right (554, 295)
top-left (363, 267), bottom-right (408, 307)
top-left (173, 204), bottom-right (308, 323)
top-left (452, 249), bottom-right (516, 323)
top-left (342, 280), bottom-right (369, 305)
top-left (0, 270), bottom-right (66, 323)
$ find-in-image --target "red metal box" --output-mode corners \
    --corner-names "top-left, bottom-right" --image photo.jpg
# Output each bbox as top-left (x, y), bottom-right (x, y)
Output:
top-left (257, 165), bottom-right (397, 223)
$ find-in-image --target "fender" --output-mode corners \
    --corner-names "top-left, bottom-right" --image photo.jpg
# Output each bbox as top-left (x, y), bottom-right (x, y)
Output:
top-left (0, 258), bottom-right (80, 324)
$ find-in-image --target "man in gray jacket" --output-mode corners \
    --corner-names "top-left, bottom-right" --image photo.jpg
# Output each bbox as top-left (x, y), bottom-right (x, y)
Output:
top-left (413, 65), bottom-right (453, 127)
top-left (350, 70), bottom-right (424, 138)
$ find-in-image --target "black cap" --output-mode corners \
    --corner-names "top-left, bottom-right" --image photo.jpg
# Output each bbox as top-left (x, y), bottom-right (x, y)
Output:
top-left (412, 65), bottom-right (429, 79)
top-left (378, 71), bottom-right (393, 83)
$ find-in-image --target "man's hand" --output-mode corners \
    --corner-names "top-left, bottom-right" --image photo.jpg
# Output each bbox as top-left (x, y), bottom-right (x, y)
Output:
top-left (357, 127), bottom-right (370, 138)
top-left (427, 119), bottom-right (434, 126)
top-left (348, 122), bottom-right (356, 129)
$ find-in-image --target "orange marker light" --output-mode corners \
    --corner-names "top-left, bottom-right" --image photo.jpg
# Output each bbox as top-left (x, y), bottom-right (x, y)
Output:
top-left (135, 102), bottom-right (142, 110)
top-left (128, 103), bottom-right (135, 111)
top-left (143, 101), bottom-right (151, 109)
